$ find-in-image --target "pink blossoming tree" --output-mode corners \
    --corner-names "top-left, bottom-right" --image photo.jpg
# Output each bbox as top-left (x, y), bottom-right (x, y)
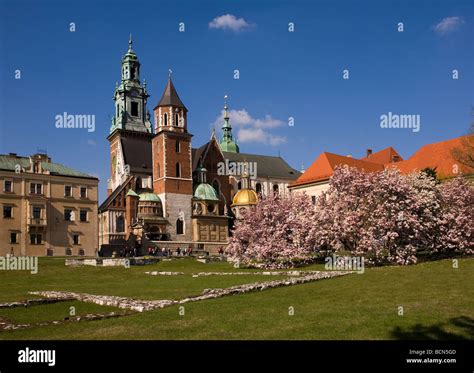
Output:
top-left (227, 166), bottom-right (473, 268)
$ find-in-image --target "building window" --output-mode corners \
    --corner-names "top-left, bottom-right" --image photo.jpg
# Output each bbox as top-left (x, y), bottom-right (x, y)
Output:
top-left (3, 180), bottom-right (12, 193)
top-left (30, 183), bottom-right (42, 195)
top-left (80, 187), bottom-right (87, 198)
top-left (64, 185), bottom-right (72, 197)
top-left (73, 234), bottom-right (80, 245)
top-left (65, 248), bottom-right (72, 256)
top-left (10, 232), bottom-right (17, 244)
top-left (237, 181), bottom-right (242, 190)
top-left (176, 218), bottom-right (184, 235)
top-left (80, 210), bottom-right (88, 222)
top-left (116, 216), bottom-right (125, 232)
top-left (311, 196), bottom-right (317, 205)
top-left (176, 162), bottom-right (181, 178)
top-left (175, 140), bottom-right (180, 153)
top-left (32, 206), bottom-right (41, 219)
top-left (64, 209), bottom-right (73, 221)
top-left (157, 163), bottom-right (160, 178)
top-left (175, 113), bottom-right (179, 126)
top-left (273, 184), bottom-right (279, 195)
top-left (3, 205), bottom-right (12, 218)
top-left (163, 113), bottom-right (168, 126)
top-left (30, 234), bottom-right (42, 245)
top-left (33, 162), bottom-right (39, 173)
top-left (256, 183), bottom-right (262, 195)
top-left (131, 102), bottom-right (139, 117)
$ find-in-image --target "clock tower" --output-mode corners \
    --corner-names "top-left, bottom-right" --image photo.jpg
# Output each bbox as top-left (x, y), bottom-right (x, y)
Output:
top-left (107, 36), bottom-right (153, 194)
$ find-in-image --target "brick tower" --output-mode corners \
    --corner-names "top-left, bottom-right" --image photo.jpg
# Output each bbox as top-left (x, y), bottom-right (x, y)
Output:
top-left (152, 75), bottom-right (193, 241)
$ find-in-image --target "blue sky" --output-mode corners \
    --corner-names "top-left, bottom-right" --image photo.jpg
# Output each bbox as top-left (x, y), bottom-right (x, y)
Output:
top-left (0, 0), bottom-right (473, 202)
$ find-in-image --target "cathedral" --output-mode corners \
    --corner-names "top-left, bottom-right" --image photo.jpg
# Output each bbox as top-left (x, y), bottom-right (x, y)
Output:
top-left (98, 37), bottom-right (300, 255)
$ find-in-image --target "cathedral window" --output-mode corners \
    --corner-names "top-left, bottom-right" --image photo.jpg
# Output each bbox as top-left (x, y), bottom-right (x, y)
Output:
top-left (175, 140), bottom-right (180, 153)
top-left (212, 180), bottom-right (220, 196)
top-left (176, 218), bottom-right (184, 235)
top-left (256, 183), bottom-right (262, 195)
top-left (131, 102), bottom-right (139, 117)
top-left (130, 67), bottom-right (135, 79)
top-left (164, 113), bottom-right (168, 126)
top-left (176, 162), bottom-right (181, 178)
top-left (116, 216), bottom-right (125, 232)
top-left (175, 113), bottom-right (179, 126)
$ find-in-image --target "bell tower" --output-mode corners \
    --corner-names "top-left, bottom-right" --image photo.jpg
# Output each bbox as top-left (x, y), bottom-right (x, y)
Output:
top-left (152, 73), bottom-right (193, 240)
top-left (107, 36), bottom-right (153, 194)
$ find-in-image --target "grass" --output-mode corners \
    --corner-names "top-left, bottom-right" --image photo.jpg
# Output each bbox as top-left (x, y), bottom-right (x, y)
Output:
top-left (0, 257), bottom-right (472, 340)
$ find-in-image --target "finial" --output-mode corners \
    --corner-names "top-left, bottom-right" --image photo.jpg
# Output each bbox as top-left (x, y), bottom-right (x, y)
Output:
top-left (143, 78), bottom-right (147, 88)
top-left (168, 69), bottom-right (173, 79)
top-left (129, 34), bottom-right (133, 48)
top-left (223, 94), bottom-right (229, 119)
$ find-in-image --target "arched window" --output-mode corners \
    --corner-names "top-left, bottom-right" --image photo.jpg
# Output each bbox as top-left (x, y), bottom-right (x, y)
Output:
top-left (116, 216), bottom-right (125, 232)
top-left (175, 140), bottom-right (180, 153)
top-left (157, 163), bottom-right (160, 178)
top-left (175, 113), bottom-right (179, 126)
top-left (163, 113), bottom-right (168, 126)
top-left (273, 184), bottom-right (279, 195)
top-left (256, 183), bottom-right (262, 194)
top-left (212, 180), bottom-right (220, 196)
top-left (237, 181), bottom-right (242, 190)
top-left (176, 162), bottom-right (181, 177)
top-left (176, 218), bottom-right (184, 235)
top-left (136, 177), bottom-right (142, 190)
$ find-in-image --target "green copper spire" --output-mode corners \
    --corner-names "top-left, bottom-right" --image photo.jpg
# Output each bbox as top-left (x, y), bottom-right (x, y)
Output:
top-left (110, 36), bottom-right (152, 135)
top-left (219, 95), bottom-right (239, 153)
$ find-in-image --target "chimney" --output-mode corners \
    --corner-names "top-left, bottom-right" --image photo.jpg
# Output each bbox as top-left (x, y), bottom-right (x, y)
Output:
top-left (366, 148), bottom-right (373, 157)
top-left (392, 155), bottom-right (400, 163)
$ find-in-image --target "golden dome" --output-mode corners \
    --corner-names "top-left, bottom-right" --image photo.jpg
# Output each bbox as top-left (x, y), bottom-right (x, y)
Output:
top-left (232, 189), bottom-right (258, 206)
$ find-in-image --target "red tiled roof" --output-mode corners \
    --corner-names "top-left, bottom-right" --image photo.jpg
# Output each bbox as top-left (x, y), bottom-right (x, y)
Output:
top-left (290, 135), bottom-right (474, 188)
top-left (388, 136), bottom-right (474, 179)
top-left (291, 152), bottom-right (384, 187)
top-left (362, 146), bottom-right (403, 164)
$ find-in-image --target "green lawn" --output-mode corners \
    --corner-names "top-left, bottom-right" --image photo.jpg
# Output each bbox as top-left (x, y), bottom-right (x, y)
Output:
top-left (0, 257), bottom-right (472, 340)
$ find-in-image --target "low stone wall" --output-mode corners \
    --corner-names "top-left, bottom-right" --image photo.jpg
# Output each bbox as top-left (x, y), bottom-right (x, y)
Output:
top-left (0, 297), bottom-right (75, 308)
top-left (30, 271), bottom-right (353, 313)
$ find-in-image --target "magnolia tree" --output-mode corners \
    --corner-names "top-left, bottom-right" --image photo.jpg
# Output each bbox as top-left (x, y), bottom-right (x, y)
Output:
top-left (315, 166), bottom-right (473, 264)
top-left (226, 193), bottom-right (317, 268)
top-left (435, 177), bottom-right (474, 256)
top-left (227, 166), bottom-right (473, 268)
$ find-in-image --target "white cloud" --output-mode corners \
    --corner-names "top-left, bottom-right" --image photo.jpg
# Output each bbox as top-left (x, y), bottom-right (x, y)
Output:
top-left (433, 16), bottom-right (465, 35)
top-left (209, 14), bottom-right (252, 32)
top-left (213, 108), bottom-right (286, 146)
top-left (238, 128), bottom-right (286, 146)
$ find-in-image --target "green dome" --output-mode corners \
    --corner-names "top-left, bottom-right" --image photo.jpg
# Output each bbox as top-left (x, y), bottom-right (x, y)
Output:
top-left (139, 192), bottom-right (161, 202)
top-left (219, 139), bottom-right (239, 153)
top-left (194, 183), bottom-right (219, 201)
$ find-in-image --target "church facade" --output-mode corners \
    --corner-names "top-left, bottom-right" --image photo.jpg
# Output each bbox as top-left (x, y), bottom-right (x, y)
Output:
top-left (98, 38), bottom-right (300, 254)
